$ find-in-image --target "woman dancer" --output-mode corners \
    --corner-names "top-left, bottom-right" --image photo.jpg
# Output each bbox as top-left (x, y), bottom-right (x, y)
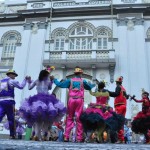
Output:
top-left (80, 81), bottom-right (125, 143)
top-left (131, 89), bottom-right (150, 144)
top-left (19, 66), bottom-right (66, 141)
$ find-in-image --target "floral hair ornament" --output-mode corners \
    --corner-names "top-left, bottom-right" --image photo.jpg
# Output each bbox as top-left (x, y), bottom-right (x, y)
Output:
top-left (45, 65), bottom-right (55, 73)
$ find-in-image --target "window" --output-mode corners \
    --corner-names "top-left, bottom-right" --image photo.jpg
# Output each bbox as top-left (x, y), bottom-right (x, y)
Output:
top-left (55, 39), bottom-right (65, 51)
top-left (69, 26), bottom-right (93, 50)
top-left (0, 31), bottom-right (21, 67)
top-left (97, 27), bottom-right (111, 50)
top-left (53, 30), bottom-right (66, 51)
top-left (147, 27), bottom-right (150, 38)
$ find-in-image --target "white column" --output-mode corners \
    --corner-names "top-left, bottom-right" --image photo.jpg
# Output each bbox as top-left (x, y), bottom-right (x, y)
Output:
top-left (117, 19), bottom-right (130, 92)
top-left (23, 22), bottom-right (48, 98)
top-left (117, 19), bottom-right (132, 119)
top-left (13, 23), bottom-right (32, 108)
top-left (127, 26), bottom-right (137, 119)
top-left (145, 40), bottom-right (150, 92)
top-left (134, 19), bottom-right (149, 91)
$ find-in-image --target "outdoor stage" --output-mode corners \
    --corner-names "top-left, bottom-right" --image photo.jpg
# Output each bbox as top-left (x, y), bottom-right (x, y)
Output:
top-left (0, 139), bottom-right (149, 150)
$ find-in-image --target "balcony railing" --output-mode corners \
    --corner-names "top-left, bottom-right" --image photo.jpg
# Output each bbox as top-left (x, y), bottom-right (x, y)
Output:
top-left (0, 58), bottom-right (14, 67)
top-left (45, 50), bottom-right (115, 60)
top-left (43, 50), bottom-right (115, 68)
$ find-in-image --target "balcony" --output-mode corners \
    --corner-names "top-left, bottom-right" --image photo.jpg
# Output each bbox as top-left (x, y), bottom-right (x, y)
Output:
top-left (0, 58), bottom-right (14, 67)
top-left (43, 50), bottom-right (116, 68)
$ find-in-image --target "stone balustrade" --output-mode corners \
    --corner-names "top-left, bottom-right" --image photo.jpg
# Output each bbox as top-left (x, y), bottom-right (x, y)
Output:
top-left (0, 58), bottom-right (14, 67)
top-left (45, 50), bottom-right (115, 61)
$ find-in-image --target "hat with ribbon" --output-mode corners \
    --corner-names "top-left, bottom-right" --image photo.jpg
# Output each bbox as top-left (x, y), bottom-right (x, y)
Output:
top-left (74, 67), bottom-right (83, 74)
top-left (6, 69), bottom-right (18, 77)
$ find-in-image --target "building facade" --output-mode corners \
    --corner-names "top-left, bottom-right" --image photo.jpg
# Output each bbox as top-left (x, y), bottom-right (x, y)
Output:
top-left (0, 0), bottom-right (150, 127)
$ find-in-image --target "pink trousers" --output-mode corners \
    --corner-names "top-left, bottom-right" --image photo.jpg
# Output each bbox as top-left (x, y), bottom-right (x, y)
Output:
top-left (64, 98), bottom-right (83, 141)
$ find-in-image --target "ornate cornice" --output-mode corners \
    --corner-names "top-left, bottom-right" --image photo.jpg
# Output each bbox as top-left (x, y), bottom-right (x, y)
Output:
top-left (117, 18), bottom-right (144, 26)
top-left (37, 22), bottom-right (48, 29)
top-left (132, 18), bottom-right (144, 25)
top-left (24, 23), bottom-right (33, 30)
top-left (116, 18), bottom-right (129, 26)
top-left (24, 22), bottom-right (47, 31)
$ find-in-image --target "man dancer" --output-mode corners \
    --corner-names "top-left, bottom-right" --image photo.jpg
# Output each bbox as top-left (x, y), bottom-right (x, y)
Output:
top-left (0, 70), bottom-right (28, 139)
top-left (108, 76), bottom-right (129, 143)
top-left (51, 66), bottom-right (94, 142)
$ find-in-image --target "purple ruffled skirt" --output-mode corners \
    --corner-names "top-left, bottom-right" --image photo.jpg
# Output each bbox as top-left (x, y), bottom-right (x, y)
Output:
top-left (19, 93), bottom-right (66, 125)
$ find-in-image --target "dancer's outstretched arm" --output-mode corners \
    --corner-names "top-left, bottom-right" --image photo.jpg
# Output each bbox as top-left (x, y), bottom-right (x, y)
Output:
top-left (53, 79), bottom-right (70, 88)
top-left (133, 99), bottom-right (144, 103)
top-left (9, 78), bottom-right (27, 89)
top-left (108, 85), bottom-right (121, 97)
top-left (28, 80), bottom-right (37, 90)
top-left (83, 80), bottom-right (95, 90)
top-left (89, 90), bottom-right (109, 98)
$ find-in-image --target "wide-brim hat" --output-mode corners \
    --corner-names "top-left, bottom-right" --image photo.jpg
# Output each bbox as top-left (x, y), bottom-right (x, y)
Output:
top-left (115, 76), bottom-right (123, 82)
top-left (6, 69), bottom-right (18, 77)
top-left (74, 67), bottom-right (83, 74)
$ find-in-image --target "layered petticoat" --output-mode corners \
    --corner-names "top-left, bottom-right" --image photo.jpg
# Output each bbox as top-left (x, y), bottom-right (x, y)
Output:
top-left (132, 110), bottom-right (150, 134)
top-left (80, 103), bottom-right (125, 132)
top-left (4, 120), bottom-right (25, 135)
top-left (19, 93), bottom-right (66, 125)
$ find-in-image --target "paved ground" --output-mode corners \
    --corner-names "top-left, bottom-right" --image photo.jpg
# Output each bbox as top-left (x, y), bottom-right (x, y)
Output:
top-left (0, 140), bottom-right (150, 150)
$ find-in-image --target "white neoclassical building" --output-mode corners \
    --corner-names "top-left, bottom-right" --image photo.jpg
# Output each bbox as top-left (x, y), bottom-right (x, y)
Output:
top-left (0, 0), bottom-right (150, 127)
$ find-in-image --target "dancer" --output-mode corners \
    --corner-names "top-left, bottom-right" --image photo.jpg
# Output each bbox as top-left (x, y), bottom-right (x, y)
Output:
top-left (108, 76), bottom-right (129, 143)
top-left (51, 66), bottom-right (95, 142)
top-left (19, 66), bottom-right (66, 141)
top-left (131, 89), bottom-right (150, 144)
top-left (80, 81), bottom-right (124, 143)
top-left (0, 70), bottom-right (28, 139)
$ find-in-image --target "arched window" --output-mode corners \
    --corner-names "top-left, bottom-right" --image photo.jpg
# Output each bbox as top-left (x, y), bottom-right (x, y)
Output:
top-left (0, 31), bottom-right (21, 67)
top-left (52, 28), bottom-right (66, 51)
top-left (69, 26), bottom-right (93, 50)
top-left (96, 26), bottom-right (112, 50)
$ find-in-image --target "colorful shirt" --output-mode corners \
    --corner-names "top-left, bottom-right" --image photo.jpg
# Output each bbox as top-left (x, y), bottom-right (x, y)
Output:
top-left (0, 77), bottom-right (26, 101)
top-left (54, 77), bottom-right (94, 90)
top-left (89, 89), bottom-right (109, 105)
top-left (108, 85), bottom-right (129, 106)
